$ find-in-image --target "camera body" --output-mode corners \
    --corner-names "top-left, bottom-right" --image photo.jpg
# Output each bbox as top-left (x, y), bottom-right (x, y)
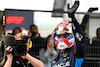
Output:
top-left (13, 40), bottom-right (27, 56)
top-left (12, 36), bottom-right (29, 56)
top-left (2, 35), bottom-right (29, 56)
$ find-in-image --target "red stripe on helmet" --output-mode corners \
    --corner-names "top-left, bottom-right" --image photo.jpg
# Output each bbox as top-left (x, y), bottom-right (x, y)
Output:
top-left (65, 22), bottom-right (69, 26)
top-left (64, 40), bottom-right (71, 46)
top-left (56, 41), bottom-right (59, 47)
top-left (56, 22), bottom-right (69, 27)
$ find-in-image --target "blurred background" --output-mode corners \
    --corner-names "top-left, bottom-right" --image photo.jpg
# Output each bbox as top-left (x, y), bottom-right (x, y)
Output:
top-left (0, 0), bottom-right (100, 67)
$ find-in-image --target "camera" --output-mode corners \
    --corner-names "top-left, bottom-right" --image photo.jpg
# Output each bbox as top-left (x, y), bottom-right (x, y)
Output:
top-left (31, 32), bottom-right (36, 37)
top-left (13, 40), bottom-right (27, 56)
top-left (2, 35), bottom-right (29, 56)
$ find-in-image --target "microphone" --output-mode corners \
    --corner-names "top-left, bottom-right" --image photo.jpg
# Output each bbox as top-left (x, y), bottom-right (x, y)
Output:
top-left (2, 34), bottom-right (16, 46)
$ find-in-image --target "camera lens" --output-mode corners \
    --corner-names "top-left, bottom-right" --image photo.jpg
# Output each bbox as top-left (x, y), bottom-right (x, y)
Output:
top-left (14, 41), bottom-right (27, 56)
top-left (17, 46), bottom-right (24, 53)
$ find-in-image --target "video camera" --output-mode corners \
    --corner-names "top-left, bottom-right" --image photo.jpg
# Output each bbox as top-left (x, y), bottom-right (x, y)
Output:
top-left (2, 35), bottom-right (29, 56)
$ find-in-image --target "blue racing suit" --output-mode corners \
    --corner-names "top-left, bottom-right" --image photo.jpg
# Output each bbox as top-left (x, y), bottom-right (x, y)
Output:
top-left (51, 18), bottom-right (86, 67)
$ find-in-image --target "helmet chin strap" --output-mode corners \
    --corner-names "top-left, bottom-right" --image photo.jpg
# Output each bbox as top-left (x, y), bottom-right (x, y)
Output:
top-left (62, 47), bottom-right (73, 59)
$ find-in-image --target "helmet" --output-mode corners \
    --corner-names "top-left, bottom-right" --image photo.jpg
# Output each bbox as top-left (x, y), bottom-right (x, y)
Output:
top-left (52, 21), bottom-right (75, 50)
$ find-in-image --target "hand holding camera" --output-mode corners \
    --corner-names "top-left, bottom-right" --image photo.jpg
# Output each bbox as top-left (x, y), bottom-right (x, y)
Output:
top-left (5, 46), bottom-right (13, 59)
top-left (2, 33), bottom-right (30, 56)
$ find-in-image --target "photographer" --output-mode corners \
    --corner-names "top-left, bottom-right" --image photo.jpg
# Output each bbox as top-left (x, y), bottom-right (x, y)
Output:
top-left (3, 33), bottom-right (44, 67)
top-left (28, 24), bottom-right (46, 58)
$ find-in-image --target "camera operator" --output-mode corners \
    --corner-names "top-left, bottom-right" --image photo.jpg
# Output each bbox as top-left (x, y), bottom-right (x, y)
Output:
top-left (28, 24), bottom-right (46, 58)
top-left (3, 33), bottom-right (44, 67)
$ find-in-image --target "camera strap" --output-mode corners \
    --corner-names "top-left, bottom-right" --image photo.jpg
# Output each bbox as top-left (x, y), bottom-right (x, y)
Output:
top-left (6, 46), bottom-right (13, 54)
top-left (20, 58), bottom-right (28, 67)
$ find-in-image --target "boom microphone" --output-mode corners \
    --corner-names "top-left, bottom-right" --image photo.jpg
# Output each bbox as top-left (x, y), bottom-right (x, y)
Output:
top-left (2, 34), bottom-right (16, 46)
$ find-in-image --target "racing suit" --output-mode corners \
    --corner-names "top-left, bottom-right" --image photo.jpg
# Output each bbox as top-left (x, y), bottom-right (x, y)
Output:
top-left (51, 17), bottom-right (86, 67)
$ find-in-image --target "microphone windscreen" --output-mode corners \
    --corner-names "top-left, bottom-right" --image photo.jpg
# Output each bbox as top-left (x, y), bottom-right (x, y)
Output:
top-left (2, 34), bottom-right (16, 46)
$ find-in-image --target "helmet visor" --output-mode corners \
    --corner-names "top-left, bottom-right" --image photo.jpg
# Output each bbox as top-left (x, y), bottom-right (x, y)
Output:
top-left (55, 33), bottom-right (72, 41)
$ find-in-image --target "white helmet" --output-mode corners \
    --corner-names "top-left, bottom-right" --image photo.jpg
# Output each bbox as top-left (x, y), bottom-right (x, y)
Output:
top-left (52, 21), bottom-right (75, 50)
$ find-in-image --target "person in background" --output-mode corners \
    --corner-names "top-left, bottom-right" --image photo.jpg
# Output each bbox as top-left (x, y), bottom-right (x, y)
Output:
top-left (39, 34), bottom-right (57, 67)
top-left (91, 27), bottom-right (100, 58)
top-left (28, 24), bottom-right (46, 59)
top-left (81, 7), bottom-right (99, 67)
top-left (80, 12), bottom-right (90, 58)
top-left (21, 27), bottom-right (28, 35)
top-left (12, 27), bottom-right (22, 35)
top-left (81, 7), bottom-right (98, 45)
top-left (80, 7), bottom-right (98, 59)
top-left (92, 27), bottom-right (100, 41)
top-left (3, 33), bottom-right (44, 67)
